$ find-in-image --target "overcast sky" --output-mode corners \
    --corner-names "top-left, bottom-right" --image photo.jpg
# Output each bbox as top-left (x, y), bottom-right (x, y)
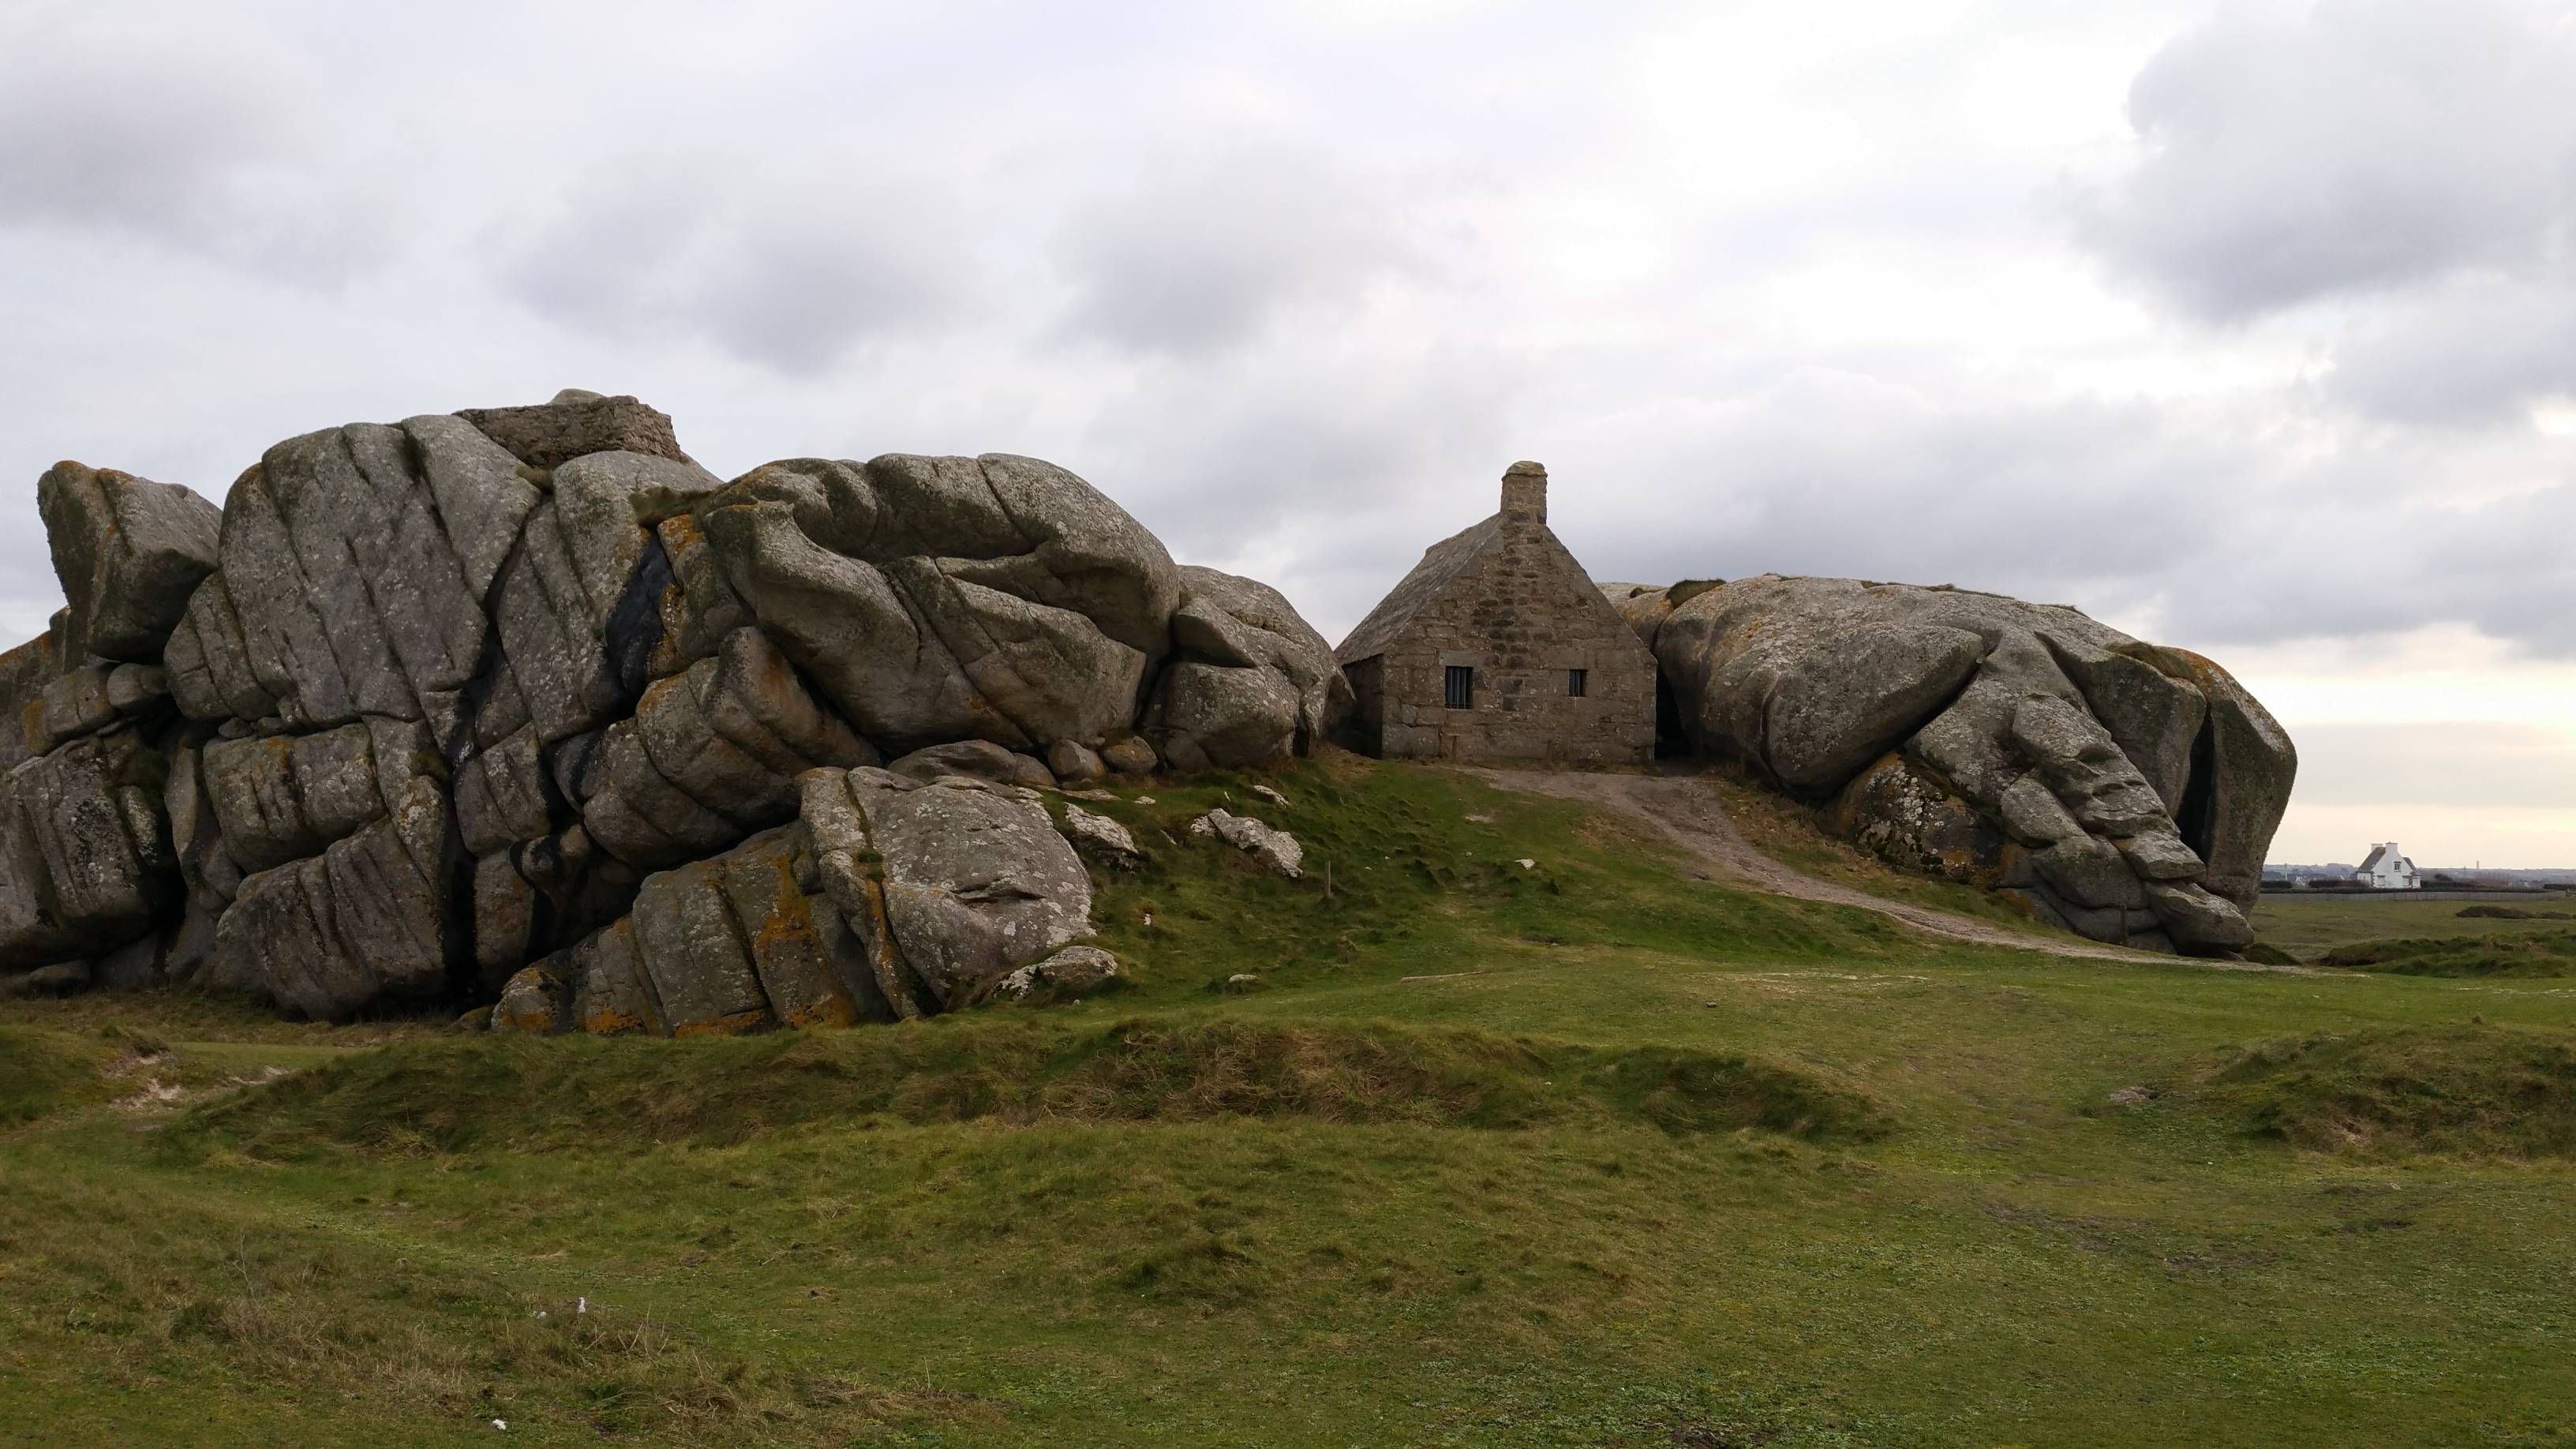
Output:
top-left (3, 0), bottom-right (2571, 865)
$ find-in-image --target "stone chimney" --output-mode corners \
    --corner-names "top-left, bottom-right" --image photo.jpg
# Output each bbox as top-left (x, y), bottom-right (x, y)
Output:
top-left (1500, 460), bottom-right (1547, 529)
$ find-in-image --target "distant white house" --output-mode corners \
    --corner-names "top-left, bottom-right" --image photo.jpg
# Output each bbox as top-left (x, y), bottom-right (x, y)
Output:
top-left (2355, 843), bottom-right (2419, 890)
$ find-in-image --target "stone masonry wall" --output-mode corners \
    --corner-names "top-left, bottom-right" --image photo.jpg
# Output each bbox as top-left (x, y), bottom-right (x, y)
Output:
top-left (1363, 492), bottom-right (1654, 765)
top-left (1343, 655), bottom-right (1386, 740)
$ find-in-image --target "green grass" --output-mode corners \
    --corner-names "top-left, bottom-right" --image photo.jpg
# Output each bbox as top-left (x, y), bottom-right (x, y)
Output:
top-left (2457, 904), bottom-right (2576, 922)
top-left (5, 754), bottom-right (2575, 1446)
top-left (2163, 1022), bottom-right (2576, 1159)
top-left (2316, 930), bottom-right (2576, 977)
top-left (0, 1025), bottom-right (117, 1126)
top-left (2253, 890), bottom-right (2576, 957)
top-left (2254, 893), bottom-right (2576, 975)
top-left (168, 1018), bottom-right (1889, 1159)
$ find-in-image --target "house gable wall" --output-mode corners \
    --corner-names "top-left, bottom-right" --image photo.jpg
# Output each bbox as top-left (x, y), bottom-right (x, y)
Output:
top-left (1354, 510), bottom-right (1654, 764)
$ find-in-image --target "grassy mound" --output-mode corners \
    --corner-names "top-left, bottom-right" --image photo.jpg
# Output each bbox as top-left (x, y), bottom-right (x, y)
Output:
top-left (2457, 904), bottom-right (2576, 921)
top-left (1069, 754), bottom-right (1907, 1001)
top-left (2180, 1024), bottom-right (2576, 1158)
top-left (2317, 930), bottom-right (2576, 976)
top-left (0, 1025), bottom-right (120, 1127)
top-left (178, 1017), bottom-right (1889, 1159)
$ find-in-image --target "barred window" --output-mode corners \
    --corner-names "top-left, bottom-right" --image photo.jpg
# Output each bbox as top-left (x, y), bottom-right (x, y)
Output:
top-left (1444, 665), bottom-right (1473, 709)
top-left (1567, 668), bottom-right (1588, 698)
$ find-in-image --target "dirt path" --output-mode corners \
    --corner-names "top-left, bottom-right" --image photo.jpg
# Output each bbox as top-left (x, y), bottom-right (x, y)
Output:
top-left (1470, 767), bottom-right (2188, 965)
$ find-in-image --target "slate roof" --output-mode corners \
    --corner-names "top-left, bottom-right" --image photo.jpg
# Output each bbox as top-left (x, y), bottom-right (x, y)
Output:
top-left (2357, 844), bottom-right (2404, 874)
top-left (1333, 514), bottom-right (1501, 665)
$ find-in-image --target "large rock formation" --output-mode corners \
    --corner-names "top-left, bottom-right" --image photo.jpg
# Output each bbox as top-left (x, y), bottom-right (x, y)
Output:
top-left (1613, 575), bottom-right (2294, 955)
top-left (0, 392), bottom-right (1343, 1023)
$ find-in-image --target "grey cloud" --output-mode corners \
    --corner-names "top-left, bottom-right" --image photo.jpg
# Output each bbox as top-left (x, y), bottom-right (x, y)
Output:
top-left (0, 13), bottom-right (289, 231)
top-left (1055, 339), bottom-right (1530, 641)
top-left (1101, 359), bottom-right (2322, 657)
top-left (1479, 364), bottom-right (2576, 667)
top-left (2074, 0), bottom-right (2576, 321)
top-left (1051, 145), bottom-right (1424, 356)
top-left (0, 9), bottom-right (394, 279)
top-left (2398, 484), bottom-right (2576, 654)
top-left (6, 0), bottom-right (2574, 704)
top-left (2328, 275), bottom-right (2576, 425)
top-left (500, 150), bottom-right (977, 375)
top-left (1567, 373), bottom-right (2255, 621)
top-left (1084, 348), bottom-right (1521, 532)
top-left (2132, 448), bottom-right (2576, 657)
top-left (1072, 357), bottom-right (2412, 663)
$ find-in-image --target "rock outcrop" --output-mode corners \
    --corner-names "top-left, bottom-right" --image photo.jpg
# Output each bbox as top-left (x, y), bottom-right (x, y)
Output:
top-left (696, 453), bottom-right (1180, 753)
top-left (39, 463), bottom-right (223, 663)
top-left (1148, 565), bottom-right (1354, 772)
top-left (1058, 802), bottom-right (1142, 867)
top-left (0, 392), bottom-right (1343, 1023)
top-left (1616, 575), bottom-right (2293, 955)
top-left (996, 944), bottom-right (1121, 1000)
top-left (1189, 809), bottom-right (1305, 879)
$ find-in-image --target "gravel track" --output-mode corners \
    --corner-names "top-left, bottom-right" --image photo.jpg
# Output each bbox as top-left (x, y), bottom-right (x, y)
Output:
top-left (1470, 767), bottom-right (2257, 967)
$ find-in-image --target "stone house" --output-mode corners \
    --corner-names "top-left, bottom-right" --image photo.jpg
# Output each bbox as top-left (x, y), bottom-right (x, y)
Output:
top-left (1334, 462), bottom-right (1654, 764)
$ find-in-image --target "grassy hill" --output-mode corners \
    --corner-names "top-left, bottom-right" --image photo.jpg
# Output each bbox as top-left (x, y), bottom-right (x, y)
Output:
top-left (5, 756), bottom-right (2574, 1446)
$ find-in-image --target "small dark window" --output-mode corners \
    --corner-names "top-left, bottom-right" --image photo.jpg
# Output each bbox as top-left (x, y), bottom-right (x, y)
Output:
top-left (1567, 668), bottom-right (1587, 698)
top-left (1443, 665), bottom-right (1473, 709)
